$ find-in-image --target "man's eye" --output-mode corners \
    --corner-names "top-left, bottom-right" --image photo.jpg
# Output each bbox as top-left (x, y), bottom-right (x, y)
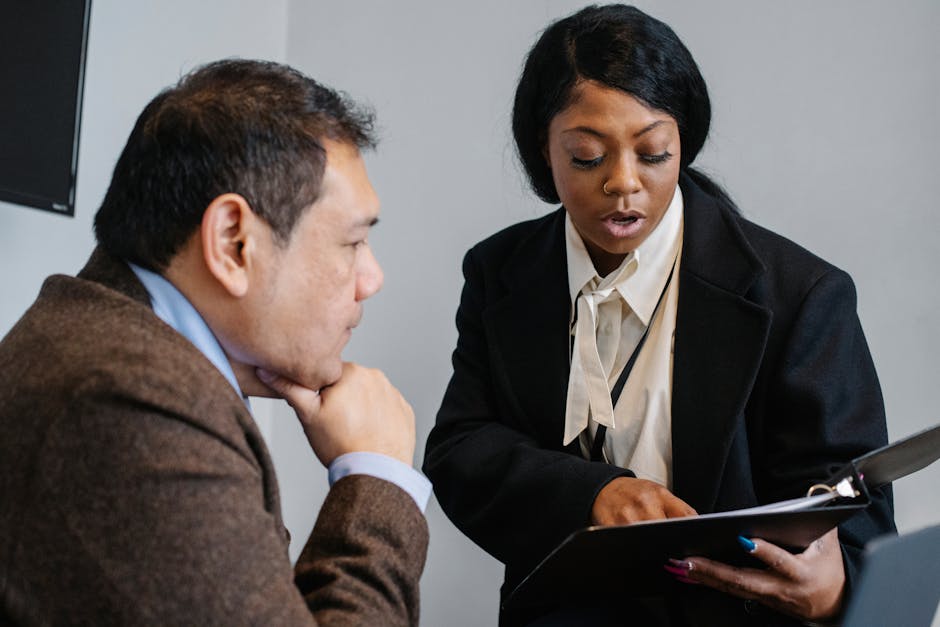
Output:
top-left (572, 156), bottom-right (603, 169)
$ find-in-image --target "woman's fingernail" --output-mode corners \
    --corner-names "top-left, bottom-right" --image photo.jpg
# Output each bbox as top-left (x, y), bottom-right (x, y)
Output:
top-left (737, 536), bottom-right (756, 552)
top-left (667, 559), bottom-right (693, 570)
top-left (663, 565), bottom-right (688, 577)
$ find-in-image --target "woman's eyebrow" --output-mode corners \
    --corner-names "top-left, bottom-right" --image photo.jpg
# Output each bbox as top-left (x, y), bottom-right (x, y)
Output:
top-left (560, 119), bottom-right (670, 140)
top-left (634, 120), bottom-right (669, 138)
top-left (561, 126), bottom-right (607, 139)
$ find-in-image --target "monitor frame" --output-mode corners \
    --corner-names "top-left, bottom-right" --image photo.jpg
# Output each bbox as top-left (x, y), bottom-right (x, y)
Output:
top-left (0, 1), bottom-right (92, 217)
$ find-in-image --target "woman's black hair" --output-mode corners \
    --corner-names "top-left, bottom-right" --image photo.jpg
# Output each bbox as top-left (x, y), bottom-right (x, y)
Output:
top-left (512, 4), bottom-right (736, 211)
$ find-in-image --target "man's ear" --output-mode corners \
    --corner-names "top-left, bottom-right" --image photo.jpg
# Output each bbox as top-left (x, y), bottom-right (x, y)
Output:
top-left (200, 193), bottom-right (261, 298)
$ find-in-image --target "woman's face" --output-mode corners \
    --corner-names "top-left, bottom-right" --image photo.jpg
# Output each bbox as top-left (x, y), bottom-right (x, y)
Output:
top-left (545, 80), bottom-right (681, 275)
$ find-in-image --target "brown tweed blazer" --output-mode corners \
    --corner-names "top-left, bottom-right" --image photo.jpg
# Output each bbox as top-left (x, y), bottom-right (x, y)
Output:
top-left (0, 248), bottom-right (428, 626)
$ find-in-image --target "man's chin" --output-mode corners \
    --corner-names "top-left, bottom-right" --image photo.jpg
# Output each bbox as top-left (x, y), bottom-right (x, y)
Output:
top-left (317, 361), bottom-right (344, 390)
top-left (230, 359), bottom-right (307, 399)
top-left (229, 356), bottom-right (342, 399)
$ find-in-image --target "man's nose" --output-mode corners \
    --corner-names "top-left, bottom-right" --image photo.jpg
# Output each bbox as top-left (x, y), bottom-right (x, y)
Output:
top-left (356, 245), bottom-right (384, 301)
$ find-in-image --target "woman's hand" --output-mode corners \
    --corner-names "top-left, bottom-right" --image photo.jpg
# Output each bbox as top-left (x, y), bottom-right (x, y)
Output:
top-left (673, 528), bottom-right (845, 622)
top-left (591, 477), bottom-right (697, 525)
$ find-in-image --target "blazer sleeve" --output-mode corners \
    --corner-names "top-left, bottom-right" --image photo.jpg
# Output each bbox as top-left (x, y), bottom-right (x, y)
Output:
top-left (423, 248), bottom-right (630, 578)
top-left (756, 267), bottom-right (895, 595)
top-left (295, 475), bottom-right (428, 626)
top-left (36, 394), bottom-right (428, 626)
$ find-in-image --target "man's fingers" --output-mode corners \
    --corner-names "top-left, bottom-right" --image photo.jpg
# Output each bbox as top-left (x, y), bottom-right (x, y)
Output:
top-left (256, 368), bottom-right (322, 416)
top-left (256, 367), bottom-right (294, 397)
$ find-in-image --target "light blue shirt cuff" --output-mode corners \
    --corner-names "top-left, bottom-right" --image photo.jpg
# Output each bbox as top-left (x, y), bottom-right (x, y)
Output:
top-left (328, 452), bottom-right (431, 513)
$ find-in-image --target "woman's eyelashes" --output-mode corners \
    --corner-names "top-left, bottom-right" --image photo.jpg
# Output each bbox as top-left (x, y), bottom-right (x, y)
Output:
top-left (641, 150), bottom-right (673, 165)
top-left (569, 150), bottom-right (674, 170)
top-left (571, 155), bottom-right (604, 169)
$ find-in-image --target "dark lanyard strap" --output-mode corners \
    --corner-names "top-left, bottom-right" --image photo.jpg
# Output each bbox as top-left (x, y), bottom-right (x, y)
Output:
top-left (586, 261), bottom-right (677, 463)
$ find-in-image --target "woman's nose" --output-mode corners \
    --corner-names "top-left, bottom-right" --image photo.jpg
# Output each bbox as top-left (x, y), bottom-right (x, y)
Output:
top-left (603, 156), bottom-right (642, 196)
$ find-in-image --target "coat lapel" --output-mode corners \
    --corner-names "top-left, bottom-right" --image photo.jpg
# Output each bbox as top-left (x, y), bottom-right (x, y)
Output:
top-left (75, 247), bottom-right (287, 534)
top-left (481, 183), bottom-right (774, 507)
top-left (670, 176), bottom-right (772, 512)
top-left (483, 209), bottom-right (576, 452)
top-left (77, 246), bottom-right (153, 306)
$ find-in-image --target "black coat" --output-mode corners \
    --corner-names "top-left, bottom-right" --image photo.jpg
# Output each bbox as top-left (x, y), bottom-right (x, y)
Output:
top-left (424, 174), bottom-right (895, 626)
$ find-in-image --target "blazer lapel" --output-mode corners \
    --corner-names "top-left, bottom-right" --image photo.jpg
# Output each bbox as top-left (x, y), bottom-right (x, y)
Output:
top-left (670, 176), bottom-right (772, 512)
top-left (77, 246), bottom-right (153, 306)
top-left (483, 209), bottom-right (576, 452)
top-left (75, 247), bottom-right (287, 534)
top-left (480, 186), bottom-right (774, 506)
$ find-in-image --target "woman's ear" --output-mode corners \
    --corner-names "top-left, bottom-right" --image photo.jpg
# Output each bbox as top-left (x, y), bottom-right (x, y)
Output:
top-left (200, 193), bottom-right (259, 298)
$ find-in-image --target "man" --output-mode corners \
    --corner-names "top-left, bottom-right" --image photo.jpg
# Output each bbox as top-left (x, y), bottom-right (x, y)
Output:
top-left (0, 60), bottom-right (429, 625)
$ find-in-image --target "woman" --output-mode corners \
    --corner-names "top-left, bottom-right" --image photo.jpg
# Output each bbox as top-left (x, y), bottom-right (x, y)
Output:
top-left (423, 4), bottom-right (894, 626)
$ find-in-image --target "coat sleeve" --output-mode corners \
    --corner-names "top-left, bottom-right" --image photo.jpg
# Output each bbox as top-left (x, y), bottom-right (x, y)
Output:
top-left (32, 394), bottom-right (428, 627)
top-left (756, 267), bottom-right (895, 596)
top-left (423, 248), bottom-right (630, 579)
top-left (295, 475), bottom-right (428, 626)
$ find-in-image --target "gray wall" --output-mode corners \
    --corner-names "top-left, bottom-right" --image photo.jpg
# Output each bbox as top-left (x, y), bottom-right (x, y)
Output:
top-left (0, 0), bottom-right (288, 434)
top-left (0, 0), bottom-right (289, 437)
top-left (1, 2), bottom-right (937, 626)
top-left (0, 0), bottom-right (287, 333)
top-left (284, 2), bottom-right (940, 625)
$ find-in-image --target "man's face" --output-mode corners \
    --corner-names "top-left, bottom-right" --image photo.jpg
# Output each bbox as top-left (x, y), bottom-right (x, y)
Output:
top-left (234, 140), bottom-right (383, 391)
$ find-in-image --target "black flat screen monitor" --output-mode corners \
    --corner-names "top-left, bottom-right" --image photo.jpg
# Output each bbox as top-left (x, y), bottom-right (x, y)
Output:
top-left (0, 1), bottom-right (91, 216)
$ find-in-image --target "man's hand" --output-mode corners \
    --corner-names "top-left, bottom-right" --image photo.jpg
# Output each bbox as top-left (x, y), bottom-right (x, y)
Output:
top-left (673, 528), bottom-right (845, 622)
top-left (257, 362), bottom-right (416, 467)
top-left (591, 477), bottom-right (697, 526)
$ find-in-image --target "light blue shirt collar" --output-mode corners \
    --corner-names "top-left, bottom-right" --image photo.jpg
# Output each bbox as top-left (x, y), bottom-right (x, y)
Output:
top-left (129, 263), bottom-right (245, 400)
top-left (129, 262), bottom-right (429, 512)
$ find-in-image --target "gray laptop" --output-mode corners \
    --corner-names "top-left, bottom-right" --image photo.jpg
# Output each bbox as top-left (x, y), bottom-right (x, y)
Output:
top-left (843, 524), bottom-right (940, 627)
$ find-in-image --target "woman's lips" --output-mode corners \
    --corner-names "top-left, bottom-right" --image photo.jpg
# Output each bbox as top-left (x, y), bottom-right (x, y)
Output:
top-left (601, 213), bottom-right (645, 238)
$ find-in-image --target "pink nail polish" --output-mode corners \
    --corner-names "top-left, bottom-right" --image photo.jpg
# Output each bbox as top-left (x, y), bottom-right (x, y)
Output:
top-left (663, 565), bottom-right (688, 577)
top-left (668, 558), bottom-right (693, 570)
